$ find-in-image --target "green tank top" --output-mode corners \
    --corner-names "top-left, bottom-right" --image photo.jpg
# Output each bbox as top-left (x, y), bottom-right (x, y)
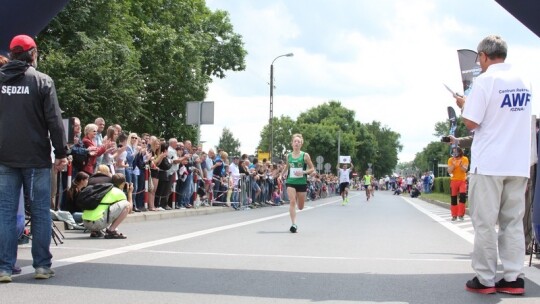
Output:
top-left (363, 175), bottom-right (372, 185)
top-left (286, 151), bottom-right (307, 185)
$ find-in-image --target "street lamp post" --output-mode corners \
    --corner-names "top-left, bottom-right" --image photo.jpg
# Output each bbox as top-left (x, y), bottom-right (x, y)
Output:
top-left (269, 52), bottom-right (293, 162)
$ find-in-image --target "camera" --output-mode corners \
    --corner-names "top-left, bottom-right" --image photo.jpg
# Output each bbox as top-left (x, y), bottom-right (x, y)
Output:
top-left (441, 136), bottom-right (451, 143)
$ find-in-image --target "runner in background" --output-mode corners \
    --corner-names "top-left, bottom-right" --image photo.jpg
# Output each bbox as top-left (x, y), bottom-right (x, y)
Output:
top-left (362, 170), bottom-right (373, 201)
top-left (338, 162), bottom-right (353, 206)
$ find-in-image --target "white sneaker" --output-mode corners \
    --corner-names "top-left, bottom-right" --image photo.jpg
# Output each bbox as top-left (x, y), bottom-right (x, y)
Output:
top-left (156, 207), bottom-right (165, 211)
top-left (34, 267), bottom-right (55, 280)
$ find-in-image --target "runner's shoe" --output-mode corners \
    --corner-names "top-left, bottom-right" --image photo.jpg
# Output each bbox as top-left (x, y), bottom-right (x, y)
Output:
top-left (465, 277), bottom-right (496, 294)
top-left (495, 278), bottom-right (525, 295)
top-left (290, 224), bottom-right (298, 233)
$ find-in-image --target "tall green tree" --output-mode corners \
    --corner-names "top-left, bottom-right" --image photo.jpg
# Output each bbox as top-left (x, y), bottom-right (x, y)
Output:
top-left (412, 114), bottom-right (470, 177)
top-left (365, 121), bottom-right (402, 177)
top-left (258, 115), bottom-right (298, 160)
top-left (296, 101), bottom-right (358, 171)
top-left (433, 117), bottom-right (468, 139)
top-left (216, 127), bottom-right (241, 157)
top-left (258, 101), bottom-right (402, 176)
top-left (37, 0), bottom-right (247, 140)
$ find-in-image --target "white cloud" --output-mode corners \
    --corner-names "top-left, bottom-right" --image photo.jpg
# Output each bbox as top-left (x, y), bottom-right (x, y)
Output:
top-left (202, 0), bottom-right (540, 164)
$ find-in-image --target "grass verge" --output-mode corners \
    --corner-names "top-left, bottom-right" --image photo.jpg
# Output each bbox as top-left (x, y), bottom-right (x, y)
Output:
top-left (423, 192), bottom-right (451, 204)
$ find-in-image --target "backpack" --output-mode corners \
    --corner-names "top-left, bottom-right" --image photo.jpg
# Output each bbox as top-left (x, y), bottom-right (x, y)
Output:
top-left (76, 183), bottom-right (114, 210)
top-left (71, 152), bottom-right (89, 171)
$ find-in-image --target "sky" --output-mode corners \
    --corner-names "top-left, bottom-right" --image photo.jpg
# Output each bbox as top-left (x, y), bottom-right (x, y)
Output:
top-left (200, 0), bottom-right (540, 163)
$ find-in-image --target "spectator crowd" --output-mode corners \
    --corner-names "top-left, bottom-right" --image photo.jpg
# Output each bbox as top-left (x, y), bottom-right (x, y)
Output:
top-left (53, 117), bottom-right (345, 235)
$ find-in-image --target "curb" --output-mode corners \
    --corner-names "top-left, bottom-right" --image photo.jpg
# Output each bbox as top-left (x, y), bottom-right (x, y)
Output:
top-left (123, 206), bottom-right (234, 224)
top-left (418, 197), bottom-right (450, 209)
top-left (418, 196), bottom-right (470, 216)
top-left (54, 206), bottom-right (234, 232)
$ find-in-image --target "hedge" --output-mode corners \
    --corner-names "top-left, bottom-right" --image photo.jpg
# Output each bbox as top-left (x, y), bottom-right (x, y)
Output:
top-left (433, 177), bottom-right (451, 194)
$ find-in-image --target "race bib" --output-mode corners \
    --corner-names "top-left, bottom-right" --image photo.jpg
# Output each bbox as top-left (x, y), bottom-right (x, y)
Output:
top-left (289, 167), bottom-right (303, 178)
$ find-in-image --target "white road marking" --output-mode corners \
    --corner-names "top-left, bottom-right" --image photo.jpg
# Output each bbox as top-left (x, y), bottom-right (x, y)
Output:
top-left (401, 197), bottom-right (475, 244)
top-left (15, 197), bottom-right (340, 276)
top-left (117, 249), bottom-right (471, 263)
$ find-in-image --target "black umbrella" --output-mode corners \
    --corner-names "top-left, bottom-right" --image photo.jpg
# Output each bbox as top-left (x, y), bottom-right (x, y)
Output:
top-left (0, 0), bottom-right (70, 55)
top-left (495, 0), bottom-right (540, 39)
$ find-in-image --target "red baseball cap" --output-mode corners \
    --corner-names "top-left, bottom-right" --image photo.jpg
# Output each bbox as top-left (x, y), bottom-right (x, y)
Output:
top-left (9, 35), bottom-right (37, 53)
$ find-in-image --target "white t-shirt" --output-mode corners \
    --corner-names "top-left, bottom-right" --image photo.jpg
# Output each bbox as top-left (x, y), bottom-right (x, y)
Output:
top-left (167, 146), bottom-right (178, 176)
top-left (339, 168), bottom-right (351, 183)
top-left (462, 63), bottom-right (532, 177)
top-left (406, 176), bottom-right (413, 185)
top-left (117, 150), bottom-right (127, 168)
top-left (228, 162), bottom-right (240, 186)
top-left (205, 157), bottom-right (214, 181)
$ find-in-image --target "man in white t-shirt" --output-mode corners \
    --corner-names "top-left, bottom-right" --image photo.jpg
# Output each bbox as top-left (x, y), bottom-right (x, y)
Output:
top-left (228, 156), bottom-right (241, 203)
top-left (205, 149), bottom-right (216, 201)
top-left (338, 162), bottom-right (353, 205)
top-left (167, 138), bottom-right (182, 208)
top-left (405, 175), bottom-right (413, 193)
top-left (462, 35), bottom-right (531, 296)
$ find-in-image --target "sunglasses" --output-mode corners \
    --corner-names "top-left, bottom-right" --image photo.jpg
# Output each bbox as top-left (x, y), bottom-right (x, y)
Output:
top-left (131, 137), bottom-right (138, 139)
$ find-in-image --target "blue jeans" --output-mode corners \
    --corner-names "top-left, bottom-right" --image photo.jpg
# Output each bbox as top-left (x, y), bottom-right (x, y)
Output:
top-left (127, 170), bottom-right (139, 208)
top-left (135, 173), bottom-right (145, 209)
top-left (0, 164), bottom-right (52, 273)
top-left (231, 184), bottom-right (239, 203)
top-left (183, 173), bottom-right (194, 205)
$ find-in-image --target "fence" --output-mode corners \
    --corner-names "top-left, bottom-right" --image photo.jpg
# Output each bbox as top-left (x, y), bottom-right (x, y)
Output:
top-left (53, 163), bottom-right (339, 212)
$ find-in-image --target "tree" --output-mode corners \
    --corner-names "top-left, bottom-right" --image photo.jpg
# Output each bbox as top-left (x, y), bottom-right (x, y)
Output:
top-left (257, 115), bottom-right (298, 160)
top-left (412, 114), bottom-right (470, 177)
top-left (217, 127), bottom-right (241, 157)
top-left (37, 0), bottom-right (247, 140)
top-left (258, 101), bottom-right (403, 176)
top-left (433, 117), bottom-right (468, 139)
top-left (365, 121), bottom-right (402, 177)
top-left (413, 141), bottom-right (450, 177)
top-left (296, 101), bottom-right (359, 172)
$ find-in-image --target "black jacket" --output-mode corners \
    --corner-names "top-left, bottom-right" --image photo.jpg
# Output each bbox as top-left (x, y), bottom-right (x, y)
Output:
top-left (0, 60), bottom-right (67, 168)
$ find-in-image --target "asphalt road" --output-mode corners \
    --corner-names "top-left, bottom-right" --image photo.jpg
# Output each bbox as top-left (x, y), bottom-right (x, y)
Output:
top-left (3, 190), bottom-right (540, 303)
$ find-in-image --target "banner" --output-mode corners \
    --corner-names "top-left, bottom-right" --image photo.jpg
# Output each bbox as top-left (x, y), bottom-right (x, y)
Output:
top-left (457, 49), bottom-right (482, 96)
top-left (339, 156), bottom-right (351, 164)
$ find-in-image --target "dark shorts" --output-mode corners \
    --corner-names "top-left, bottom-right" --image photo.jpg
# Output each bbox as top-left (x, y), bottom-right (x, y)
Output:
top-left (339, 182), bottom-right (349, 194)
top-left (287, 184), bottom-right (307, 193)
